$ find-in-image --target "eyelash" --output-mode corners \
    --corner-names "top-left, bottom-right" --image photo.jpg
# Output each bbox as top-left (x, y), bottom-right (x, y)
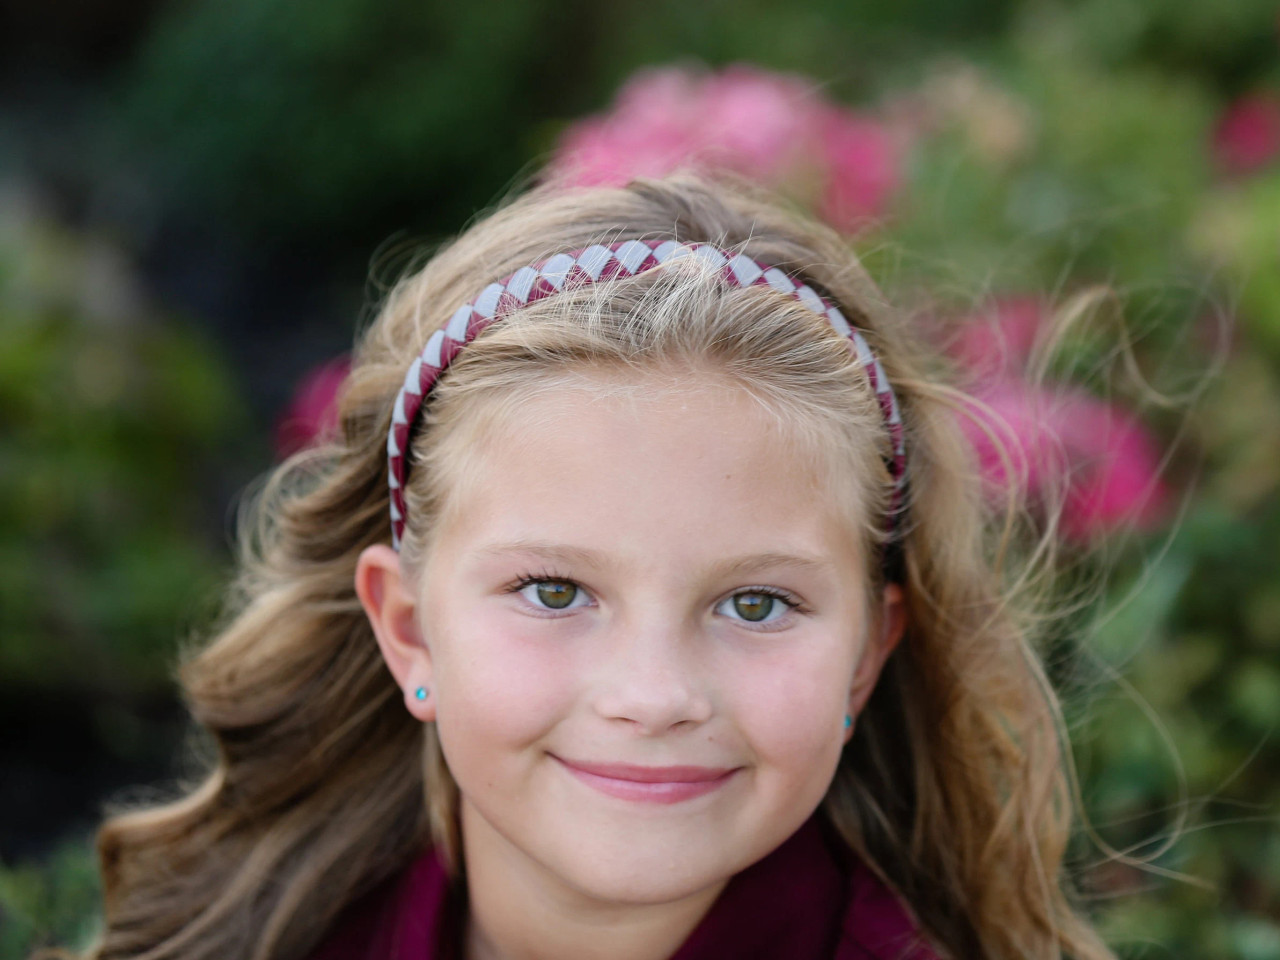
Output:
top-left (726, 586), bottom-right (807, 630)
top-left (506, 570), bottom-right (585, 609)
top-left (734, 586), bottom-right (805, 612)
top-left (509, 570), bottom-right (576, 593)
top-left (505, 573), bottom-right (807, 626)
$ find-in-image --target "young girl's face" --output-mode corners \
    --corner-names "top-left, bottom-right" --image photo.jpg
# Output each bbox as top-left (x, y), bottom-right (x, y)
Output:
top-left (387, 374), bottom-right (899, 911)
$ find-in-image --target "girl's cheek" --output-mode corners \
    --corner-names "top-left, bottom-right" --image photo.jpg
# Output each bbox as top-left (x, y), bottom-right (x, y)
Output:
top-left (727, 650), bottom-right (849, 766)
top-left (435, 608), bottom-right (579, 743)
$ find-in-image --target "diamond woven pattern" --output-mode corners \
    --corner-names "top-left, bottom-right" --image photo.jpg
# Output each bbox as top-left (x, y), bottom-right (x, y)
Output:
top-left (386, 239), bottom-right (906, 550)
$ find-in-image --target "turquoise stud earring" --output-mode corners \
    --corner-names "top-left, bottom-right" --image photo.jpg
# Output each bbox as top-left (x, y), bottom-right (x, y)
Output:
top-left (414, 686), bottom-right (429, 701)
top-left (843, 714), bottom-right (852, 730)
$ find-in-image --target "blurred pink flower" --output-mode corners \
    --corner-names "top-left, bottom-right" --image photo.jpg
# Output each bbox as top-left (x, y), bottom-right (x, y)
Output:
top-left (815, 106), bottom-right (902, 230)
top-left (959, 380), bottom-right (1169, 542)
top-left (1053, 391), bottom-right (1170, 541)
top-left (698, 66), bottom-right (820, 179)
top-left (275, 354), bottom-right (350, 459)
top-left (960, 380), bottom-right (1054, 495)
top-left (551, 63), bottom-right (901, 230)
top-left (947, 297), bottom-right (1045, 380)
top-left (553, 68), bottom-right (705, 187)
top-left (1213, 93), bottom-right (1280, 177)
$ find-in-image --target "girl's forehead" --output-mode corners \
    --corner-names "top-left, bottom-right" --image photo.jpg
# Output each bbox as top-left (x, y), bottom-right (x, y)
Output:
top-left (423, 376), bottom-right (869, 577)
top-left (455, 367), bottom-right (826, 464)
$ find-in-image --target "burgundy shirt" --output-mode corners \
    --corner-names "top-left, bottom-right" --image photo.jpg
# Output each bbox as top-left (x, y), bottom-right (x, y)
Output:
top-left (307, 816), bottom-right (939, 960)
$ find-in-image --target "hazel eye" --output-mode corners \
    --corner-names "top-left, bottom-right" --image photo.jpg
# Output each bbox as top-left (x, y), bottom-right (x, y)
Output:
top-left (717, 590), bottom-right (793, 624)
top-left (519, 580), bottom-right (589, 611)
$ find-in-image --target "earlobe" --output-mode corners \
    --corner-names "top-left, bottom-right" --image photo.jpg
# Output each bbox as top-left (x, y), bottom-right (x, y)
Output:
top-left (354, 544), bottom-right (436, 721)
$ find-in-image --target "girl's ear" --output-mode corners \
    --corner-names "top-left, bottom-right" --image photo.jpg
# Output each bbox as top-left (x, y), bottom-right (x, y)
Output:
top-left (844, 582), bottom-right (907, 740)
top-left (355, 544), bottom-right (436, 722)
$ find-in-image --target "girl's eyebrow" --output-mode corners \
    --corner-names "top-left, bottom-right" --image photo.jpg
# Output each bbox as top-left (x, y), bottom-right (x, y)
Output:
top-left (472, 539), bottom-right (833, 580)
top-left (713, 552), bottom-right (833, 579)
top-left (474, 540), bottom-right (605, 570)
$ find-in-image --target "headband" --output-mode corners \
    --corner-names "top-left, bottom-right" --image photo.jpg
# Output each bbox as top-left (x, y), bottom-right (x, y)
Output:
top-left (386, 239), bottom-right (907, 555)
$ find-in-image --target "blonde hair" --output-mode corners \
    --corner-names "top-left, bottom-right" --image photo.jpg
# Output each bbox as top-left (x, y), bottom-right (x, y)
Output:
top-left (71, 172), bottom-right (1116, 960)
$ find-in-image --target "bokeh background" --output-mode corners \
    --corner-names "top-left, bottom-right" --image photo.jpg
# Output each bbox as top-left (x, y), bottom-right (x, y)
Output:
top-left (3, 1), bottom-right (1279, 956)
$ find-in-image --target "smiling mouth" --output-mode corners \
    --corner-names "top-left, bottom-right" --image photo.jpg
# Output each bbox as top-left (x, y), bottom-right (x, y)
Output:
top-left (552, 756), bottom-right (740, 804)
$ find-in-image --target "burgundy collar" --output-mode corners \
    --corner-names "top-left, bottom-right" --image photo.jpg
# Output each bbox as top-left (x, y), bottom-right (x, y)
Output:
top-left (308, 816), bottom-right (937, 960)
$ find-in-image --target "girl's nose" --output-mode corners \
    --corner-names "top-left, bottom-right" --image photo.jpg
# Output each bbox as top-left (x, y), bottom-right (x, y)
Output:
top-left (589, 621), bottom-right (714, 735)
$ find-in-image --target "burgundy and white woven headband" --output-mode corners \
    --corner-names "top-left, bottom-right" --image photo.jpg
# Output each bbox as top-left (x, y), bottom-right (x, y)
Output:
top-left (386, 239), bottom-right (907, 552)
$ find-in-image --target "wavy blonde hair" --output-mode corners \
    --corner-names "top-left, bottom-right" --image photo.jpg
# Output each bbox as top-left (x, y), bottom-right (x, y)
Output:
top-left (67, 172), bottom-right (1117, 960)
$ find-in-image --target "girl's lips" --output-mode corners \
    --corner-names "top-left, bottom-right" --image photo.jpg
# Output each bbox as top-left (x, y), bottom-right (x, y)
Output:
top-left (553, 756), bottom-right (740, 804)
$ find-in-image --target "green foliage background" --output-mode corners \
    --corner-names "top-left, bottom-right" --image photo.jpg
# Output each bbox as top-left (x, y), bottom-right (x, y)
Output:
top-left (3, 1), bottom-right (1277, 957)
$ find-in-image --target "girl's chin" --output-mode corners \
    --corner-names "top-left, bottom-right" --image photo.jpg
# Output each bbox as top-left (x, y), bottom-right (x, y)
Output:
top-left (527, 824), bottom-right (763, 907)
top-left (552, 858), bottom-right (735, 909)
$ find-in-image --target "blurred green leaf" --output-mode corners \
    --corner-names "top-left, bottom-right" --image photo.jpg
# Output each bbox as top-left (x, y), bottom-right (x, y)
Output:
top-left (0, 835), bottom-right (101, 958)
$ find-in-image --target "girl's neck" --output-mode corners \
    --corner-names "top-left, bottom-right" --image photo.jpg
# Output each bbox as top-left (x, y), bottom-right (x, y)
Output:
top-left (460, 802), bottom-right (726, 960)
top-left (464, 895), bottom-right (720, 960)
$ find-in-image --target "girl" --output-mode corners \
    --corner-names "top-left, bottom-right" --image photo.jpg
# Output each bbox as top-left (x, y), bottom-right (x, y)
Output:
top-left (78, 172), bottom-right (1119, 960)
